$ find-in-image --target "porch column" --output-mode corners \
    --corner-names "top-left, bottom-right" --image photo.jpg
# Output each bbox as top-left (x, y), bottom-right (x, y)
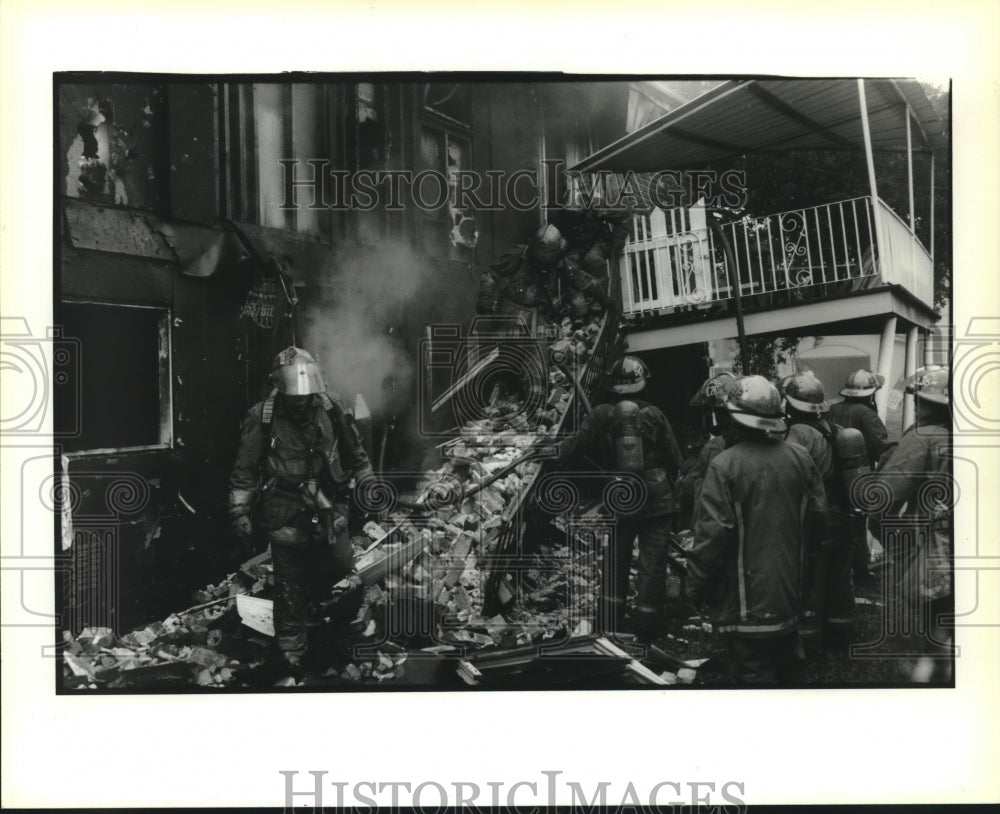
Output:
top-left (906, 110), bottom-right (916, 275)
top-left (902, 325), bottom-right (919, 430)
top-left (875, 315), bottom-right (898, 421)
top-left (858, 79), bottom-right (887, 274)
top-left (929, 152), bottom-right (936, 262)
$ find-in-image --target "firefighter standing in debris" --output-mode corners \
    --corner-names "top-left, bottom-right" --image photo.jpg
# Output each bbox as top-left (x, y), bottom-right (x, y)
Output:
top-left (475, 223), bottom-right (617, 329)
top-left (228, 347), bottom-right (374, 673)
top-left (550, 206), bottom-right (633, 281)
top-left (827, 369), bottom-right (891, 580)
top-left (676, 371), bottom-right (739, 528)
top-left (868, 366), bottom-right (952, 633)
top-left (777, 372), bottom-right (857, 651)
top-left (475, 223), bottom-right (617, 414)
top-left (686, 376), bottom-right (827, 685)
top-left (557, 355), bottom-right (684, 639)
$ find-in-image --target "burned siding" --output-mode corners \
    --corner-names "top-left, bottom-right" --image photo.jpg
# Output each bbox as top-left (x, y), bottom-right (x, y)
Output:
top-left (60, 83), bottom-right (169, 213)
top-left (167, 83), bottom-right (220, 224)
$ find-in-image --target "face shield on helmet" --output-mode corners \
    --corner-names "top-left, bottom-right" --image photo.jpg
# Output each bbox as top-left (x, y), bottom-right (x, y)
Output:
top-left (841, 369), bottom-right (885, 398)
top-left (526, 224), bottom-right (568, 267)
top-left (271, 346), bottom-right (326, 396)
top-left (608, 355), bottom-right (650, 395)
top-left (781, 371), bottom-right (829, 415)
top-left (724, 375), bottom-right (787, 437)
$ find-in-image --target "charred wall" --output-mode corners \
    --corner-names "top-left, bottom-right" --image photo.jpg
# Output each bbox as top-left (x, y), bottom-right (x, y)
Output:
top-left (56, 78), bottom-right (628, 632)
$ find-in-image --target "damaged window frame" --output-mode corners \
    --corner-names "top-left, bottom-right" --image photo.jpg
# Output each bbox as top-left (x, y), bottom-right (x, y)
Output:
top-left (419, 87), bottom-right (475, 263)
top-left (219, 82), bottom-right (336, 239)
top-left (59, 300), bottom-right (173, 458)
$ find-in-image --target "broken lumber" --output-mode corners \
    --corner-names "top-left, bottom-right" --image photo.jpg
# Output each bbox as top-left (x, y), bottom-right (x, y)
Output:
top-left (442, 533), bottom-right (474, 589)
top-left (358, 535), bottom-right (428, 586)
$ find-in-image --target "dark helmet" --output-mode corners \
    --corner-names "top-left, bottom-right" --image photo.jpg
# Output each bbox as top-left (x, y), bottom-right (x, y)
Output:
top-left (781, 371), bottom-right (829, 415)
top-left (690, 371), bottom-right (738, 409)
top-left (905, 365), bottom-right (950, 405)
top-left (607, 355), bottom-right (650, 395)
top-left (723, 375), bottom-right (787, 436)
top-left (526, 224), bottom-right (568, 267)
top-left (841, 369), bottom-right (885, 398)
top-left (271, 346), bottom-right (326, 396)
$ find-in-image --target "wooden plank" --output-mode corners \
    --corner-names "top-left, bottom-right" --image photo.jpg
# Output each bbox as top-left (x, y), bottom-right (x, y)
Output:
top-left (624, 660), bottom-right (670, 685)
top-left (442, 534), bottom-right (474, 588)
top-left (431, 347), bottom-right (500, 413)
top-left (358, 536), bottom-right (427, 586)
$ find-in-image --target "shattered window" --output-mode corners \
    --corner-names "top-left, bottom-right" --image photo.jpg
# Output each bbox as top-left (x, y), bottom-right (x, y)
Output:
top-left (222, 82), bottom-right (332, 237)
top-left (62, 85), bottom-right (167, 211)
top-left (57, 302), bottom-right (171, 453)
top-left (420, 123), bottom-right (475, 262)
top-left (422, 83), bottom-right (472, 127)
top-left (355, 82), bottom-right (383, 170)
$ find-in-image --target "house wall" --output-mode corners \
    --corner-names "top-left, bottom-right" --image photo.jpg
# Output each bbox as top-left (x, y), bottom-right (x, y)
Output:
top-left (57, 79), bottom-right (630, 632)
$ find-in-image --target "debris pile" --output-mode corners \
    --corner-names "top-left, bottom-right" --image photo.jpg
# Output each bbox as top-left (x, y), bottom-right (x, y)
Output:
top-left (66, 310), bottom-right (620, 688)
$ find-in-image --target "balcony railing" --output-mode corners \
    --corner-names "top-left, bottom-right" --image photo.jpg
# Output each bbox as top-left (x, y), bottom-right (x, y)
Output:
top-left (620, 195), bottom-right (934, 317)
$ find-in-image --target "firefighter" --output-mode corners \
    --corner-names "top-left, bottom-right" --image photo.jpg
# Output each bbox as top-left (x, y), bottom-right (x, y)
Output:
top-left (828, 368), bottom-right (891, 580)
top-left (475, 223), bottom-right (616, 330)
top-left (828, 369), bottom-right (891, 468)
top-left (781, 372), bottom-right (855, 651)
top-left (228, 347), bottom-right (374, 674)
top-left (550, 206), bottom-right (633, 281)
top-left (676, 371), bottom-right (739, 528)
top-left (869, 366), bottom-right (952, 634)
top-left (475, 224), bottom-right (617, 417)
top-left (686, 376), bottom-right (828, 685)
top-left (557, 355), bottom-right (684, 639)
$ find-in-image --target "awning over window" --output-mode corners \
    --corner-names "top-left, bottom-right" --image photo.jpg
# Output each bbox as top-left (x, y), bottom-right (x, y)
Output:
top-left (569, 78), bottom-right (947, 174)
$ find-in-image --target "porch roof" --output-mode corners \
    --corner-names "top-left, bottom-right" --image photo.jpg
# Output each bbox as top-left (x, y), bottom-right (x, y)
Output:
top-left (569, 78), bottom-right (947, 174)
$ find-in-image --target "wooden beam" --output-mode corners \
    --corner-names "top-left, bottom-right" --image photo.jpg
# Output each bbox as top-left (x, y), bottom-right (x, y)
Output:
top-left (442, 533), bottom-right (474, 588)
top-left (431, 347), bottom-right (500, 413)
top-left (358, 535), bottom-right (427, 586)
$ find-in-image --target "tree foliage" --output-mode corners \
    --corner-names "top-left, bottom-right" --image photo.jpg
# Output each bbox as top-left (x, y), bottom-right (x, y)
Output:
top-left (708, 82), bottom-right (951, 311)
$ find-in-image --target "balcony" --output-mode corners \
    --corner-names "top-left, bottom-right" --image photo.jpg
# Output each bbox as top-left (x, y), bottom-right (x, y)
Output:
top-left (620, 195), bottom-right (934, 319)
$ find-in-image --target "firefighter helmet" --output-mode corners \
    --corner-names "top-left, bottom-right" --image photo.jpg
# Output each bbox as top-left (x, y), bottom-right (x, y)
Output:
top-left (690, 371), bottom-right (737, 408)
top-left (905, 365), bottom-right (950, 405)
top-left (271, 346), bottom-right (326, 396)
top-left (723, 375), bottom-right (787, 436)
top-left (782, 371), bottom-right (829, 415)
top-left (607, 355), bottom-right (650, 394)
top-left (840, 369), bottom-right (885, 398)
top-left (526, 224), bottom-right (568, 267)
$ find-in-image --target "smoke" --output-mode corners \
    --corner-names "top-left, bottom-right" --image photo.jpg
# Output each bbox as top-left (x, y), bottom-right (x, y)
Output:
top-left (300, 239), bottom-right (432, 417)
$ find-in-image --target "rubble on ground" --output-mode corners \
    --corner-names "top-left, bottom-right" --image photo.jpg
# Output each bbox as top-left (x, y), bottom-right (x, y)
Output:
top-left (64, 312), bottom-right (632, 688)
